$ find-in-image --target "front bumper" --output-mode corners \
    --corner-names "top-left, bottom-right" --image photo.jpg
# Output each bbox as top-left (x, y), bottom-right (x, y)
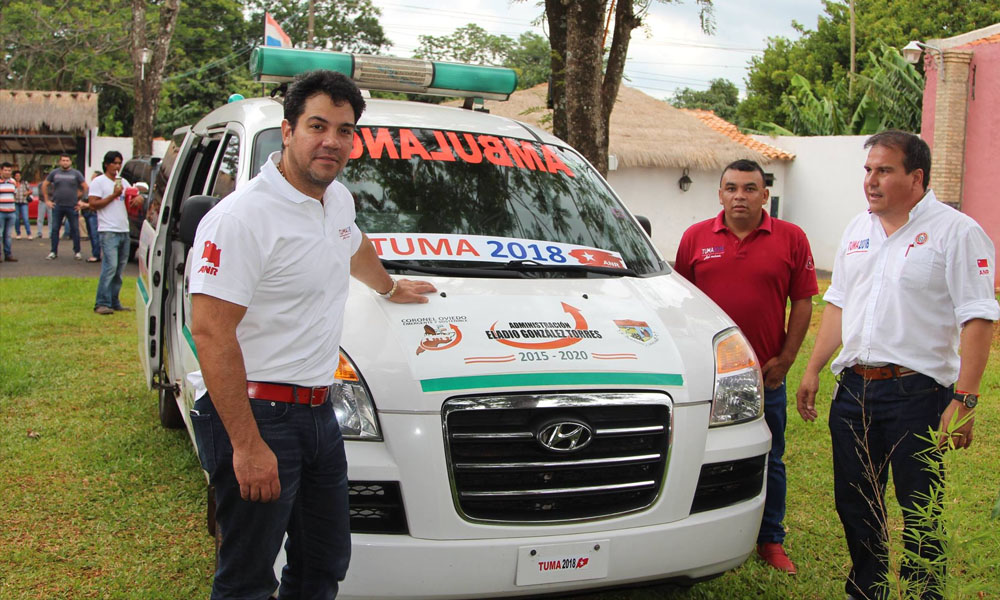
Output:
top-left (339, 493), bottom-right (761, 599)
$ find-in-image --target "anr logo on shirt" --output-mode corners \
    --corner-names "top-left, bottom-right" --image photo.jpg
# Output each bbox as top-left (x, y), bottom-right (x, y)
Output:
top-left (198, 240), bottom-right (222, 276)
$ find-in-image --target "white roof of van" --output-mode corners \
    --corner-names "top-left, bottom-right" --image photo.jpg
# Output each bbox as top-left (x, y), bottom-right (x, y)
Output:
top-left (192, 96), bottom-right (564, 147)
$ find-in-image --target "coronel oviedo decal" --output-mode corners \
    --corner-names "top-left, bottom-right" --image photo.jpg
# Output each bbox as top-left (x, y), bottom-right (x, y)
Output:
top-left (614, 319), bottom-right (659, 345)
top-left (401, 316), bottom-right (469, 355)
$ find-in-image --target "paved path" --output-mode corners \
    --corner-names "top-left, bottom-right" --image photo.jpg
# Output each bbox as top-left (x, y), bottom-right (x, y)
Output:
top-left (0, 233), bottom-right (139, 279)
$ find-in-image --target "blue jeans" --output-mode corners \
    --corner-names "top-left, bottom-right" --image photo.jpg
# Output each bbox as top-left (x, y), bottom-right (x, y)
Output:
top-left (758, 382), bottom-right (787, 545)
top-left (82, 210), bottom-right (100, 259)
top-left (14, 203), bottom-right (31, 236)
top-left (830, 369), bottom-right (949, 600)
top-left (50, 205), bottom-right (80, 255)
top-left (95, 232), bottom-right (129, 310)
top-left (0, 211), bottom-right (14, 257)
top-left (192, 393), bottom-right (351, 600)
top-left (36, 201), bottom-right (50, 234)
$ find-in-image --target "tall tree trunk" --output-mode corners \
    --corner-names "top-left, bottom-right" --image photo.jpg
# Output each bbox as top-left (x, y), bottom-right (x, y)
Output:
top-left (131, 0), bottom-right (180, 156)
top-left (545, 0), bottom-right (569, 142)
top-left (547, 1), bottom-right (641, 177)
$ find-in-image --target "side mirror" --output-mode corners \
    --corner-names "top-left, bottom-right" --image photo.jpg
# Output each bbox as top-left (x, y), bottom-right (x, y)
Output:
top-left (634, 215), bottom-right (652, 237)
top-left (179, 195), bottom-right (221, 247)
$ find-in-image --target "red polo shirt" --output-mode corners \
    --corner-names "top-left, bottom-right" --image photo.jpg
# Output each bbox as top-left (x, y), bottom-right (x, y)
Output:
top-left (674, 210), bottom-right (818, 366)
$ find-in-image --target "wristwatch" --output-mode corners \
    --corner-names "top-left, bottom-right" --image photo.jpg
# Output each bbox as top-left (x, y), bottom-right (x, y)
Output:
top-left (952, 391), bottom-right (978, 409)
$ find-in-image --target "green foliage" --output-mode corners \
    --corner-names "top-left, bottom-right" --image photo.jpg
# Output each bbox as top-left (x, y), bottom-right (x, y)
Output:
top-left (415, 24), bottom-right (551, 90)
top-left (757, 43), bottom-right (924, 136)
top-left (740, 0), bottom-right (1000, 131)
top-left (669, 78), bottom-right (740, 122)
top-left (244, 0), bottom-right (390, 53)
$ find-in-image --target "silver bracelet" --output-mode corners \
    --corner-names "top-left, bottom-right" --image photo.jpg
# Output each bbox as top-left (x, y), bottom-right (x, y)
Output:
top-left (378, 278), bottom-right (398, 299)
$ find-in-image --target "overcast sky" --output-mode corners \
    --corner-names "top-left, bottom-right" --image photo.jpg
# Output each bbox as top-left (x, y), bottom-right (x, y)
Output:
top-left (368, 0), bottom-right (829, 101)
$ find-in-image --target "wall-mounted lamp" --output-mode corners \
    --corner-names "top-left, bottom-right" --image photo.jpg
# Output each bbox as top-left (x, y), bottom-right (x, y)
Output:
top-left (678, 167), bottom-right (692, 192)
top-left (902, 40), bottom-right (944, 76)
top-left (140, 47), bottom-right (151, 80)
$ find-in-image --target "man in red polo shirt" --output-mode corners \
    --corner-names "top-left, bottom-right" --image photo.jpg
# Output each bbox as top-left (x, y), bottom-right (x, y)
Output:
top-left (674, 159), bottom-right (818, 574)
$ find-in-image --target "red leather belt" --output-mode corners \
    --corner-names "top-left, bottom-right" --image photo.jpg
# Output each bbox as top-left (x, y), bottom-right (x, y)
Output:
top-left (850, 364), bottom-right (916, 381)
top-left (247, 381), bottom-right (330, 406)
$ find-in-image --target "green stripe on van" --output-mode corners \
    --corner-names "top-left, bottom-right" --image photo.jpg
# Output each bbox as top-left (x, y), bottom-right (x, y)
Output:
top-left (137, 277), bottom-right (149, 304)
top-left (420, 372), bottom-right (683, 393)
top-left (183, 324), bottom-right (198, 360)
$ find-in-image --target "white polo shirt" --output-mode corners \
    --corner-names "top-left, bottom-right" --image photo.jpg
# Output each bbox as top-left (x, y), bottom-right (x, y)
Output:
top-left (188, 152), bottom-right (363, 398)
top-left (90, 174), bottom-right (131, 233)
top-left (824, 190), bottom-right (999, 385)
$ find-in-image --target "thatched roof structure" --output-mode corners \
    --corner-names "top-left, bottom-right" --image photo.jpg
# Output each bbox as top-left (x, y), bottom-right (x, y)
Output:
top-left (0, 90), bottom-right (98, 132)
top-left (464, 84), bottom-right (777, 171)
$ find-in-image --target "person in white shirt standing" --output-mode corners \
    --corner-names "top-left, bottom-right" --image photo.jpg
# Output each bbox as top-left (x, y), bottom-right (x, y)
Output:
top-left (796, 130), bottom-right (998, 600)
top-left (188, 70), bottom-right (435, 600)
top-left (87, 151), bottom-right (140, 315)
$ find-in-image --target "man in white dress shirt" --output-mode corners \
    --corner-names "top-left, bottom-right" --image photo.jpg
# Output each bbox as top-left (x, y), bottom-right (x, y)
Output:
top-left (796, 130), bottom-right (998, 600)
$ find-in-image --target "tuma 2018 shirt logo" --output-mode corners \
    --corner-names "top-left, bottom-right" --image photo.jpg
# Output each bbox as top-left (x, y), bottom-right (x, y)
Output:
top-left (198, 240), bottom-right (221, 275)
top-left (846, 238), bottom-right (870, 255)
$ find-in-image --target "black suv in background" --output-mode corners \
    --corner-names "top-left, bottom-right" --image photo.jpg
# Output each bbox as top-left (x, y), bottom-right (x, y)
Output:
top-left (120, 155), bottom-right (160, 259)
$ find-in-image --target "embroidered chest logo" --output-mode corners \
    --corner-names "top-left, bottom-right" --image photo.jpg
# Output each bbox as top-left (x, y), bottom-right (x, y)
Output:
top-left (198, 240), bottom-right (221, 276)
top-left (915, 232), bottom-right (928, 245)
top-left (978, 258), bottom-right (991, 276)
top-left (339, 227), bottom-right (352, 240)
top-left (700, 245), bottom-right (725, 260)
top-left (846, 238), bottom-right (870, 255)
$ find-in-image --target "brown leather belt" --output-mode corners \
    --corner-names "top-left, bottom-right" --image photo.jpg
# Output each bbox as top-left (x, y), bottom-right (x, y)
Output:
top-left (850, 364), bottom-right (916, 381)
top-left (247, 381), bottom-right (330, 406)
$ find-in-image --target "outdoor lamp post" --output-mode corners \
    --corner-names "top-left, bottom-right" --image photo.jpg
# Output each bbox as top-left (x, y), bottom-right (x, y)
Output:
top-left (140, 47), bottom-right (151, 80)
top-left (903, 40), bottom-right (944, 76)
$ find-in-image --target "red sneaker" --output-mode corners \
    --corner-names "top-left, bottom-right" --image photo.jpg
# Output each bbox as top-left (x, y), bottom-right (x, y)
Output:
top-left (757, 542), bottom-right (797, 574)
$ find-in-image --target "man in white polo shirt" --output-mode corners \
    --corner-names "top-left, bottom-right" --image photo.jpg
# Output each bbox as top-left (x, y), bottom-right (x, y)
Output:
top-left (87, 151), bottom-right (140, 314)
top-left (188, 70), bottom-right (435, 600)
top-left (796, 130), bottom-right (998, 600)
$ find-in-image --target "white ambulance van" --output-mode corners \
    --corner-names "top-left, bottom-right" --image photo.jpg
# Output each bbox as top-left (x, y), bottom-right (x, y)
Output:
top-left (137, 47), bottom-right (770, 599)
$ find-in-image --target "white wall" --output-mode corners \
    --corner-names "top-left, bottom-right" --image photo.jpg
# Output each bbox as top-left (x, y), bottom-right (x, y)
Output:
top-left (608, 166), bottom-right (720, 261)
top-left (753, 135), bottom-right (870, 271)
top-left (86, 131), bottom-right (169, 178)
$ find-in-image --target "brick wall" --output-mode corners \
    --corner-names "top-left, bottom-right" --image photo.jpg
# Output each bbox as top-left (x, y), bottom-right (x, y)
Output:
top-left (930, 50), bottom-right (974, 208)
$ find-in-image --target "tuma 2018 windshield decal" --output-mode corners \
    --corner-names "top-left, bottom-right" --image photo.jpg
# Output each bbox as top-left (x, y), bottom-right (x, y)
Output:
top-left (369, 233), bottom-right (628, 270)
top-left (350, 127), bottom-right (575, 177)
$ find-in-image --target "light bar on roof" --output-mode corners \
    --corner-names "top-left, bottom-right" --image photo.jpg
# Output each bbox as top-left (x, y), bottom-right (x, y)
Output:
top-left (249, 46), bottom-right (517, 101)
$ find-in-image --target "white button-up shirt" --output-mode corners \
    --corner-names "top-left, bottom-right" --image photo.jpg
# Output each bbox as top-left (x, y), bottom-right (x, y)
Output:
top-left (824, 190), bottom-right (999, 386)
top-left (188, 152), bottom-right (363, 398)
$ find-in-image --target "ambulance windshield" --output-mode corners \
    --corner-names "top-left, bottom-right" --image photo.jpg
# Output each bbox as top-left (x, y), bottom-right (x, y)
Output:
top-left (252, 126), bottom-right (664, 276)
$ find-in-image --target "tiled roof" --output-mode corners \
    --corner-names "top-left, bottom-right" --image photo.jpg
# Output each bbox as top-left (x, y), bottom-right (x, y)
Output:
top-left (966, 32), bottom-right (1000, 46)
top-left (680, 109), bottom-right (795, 161)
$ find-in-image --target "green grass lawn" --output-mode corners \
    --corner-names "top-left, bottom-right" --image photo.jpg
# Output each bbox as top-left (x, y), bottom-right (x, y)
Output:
top-left (2, 277), bottom-right (998, 599)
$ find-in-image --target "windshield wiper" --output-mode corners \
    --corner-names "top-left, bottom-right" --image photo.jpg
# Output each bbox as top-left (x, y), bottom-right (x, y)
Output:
top-left (380, 259), bottom-right (529, 278)
top-left (380, 259), bottom-right (637, 278)
top-left (497, 260), bottom-right (638, 277)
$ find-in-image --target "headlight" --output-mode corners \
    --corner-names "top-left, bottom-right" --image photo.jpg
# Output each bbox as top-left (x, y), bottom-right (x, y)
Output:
top-left (710, 328), bottom-right (763, 426)
top-left (331, 351), bottom-right (381, 440)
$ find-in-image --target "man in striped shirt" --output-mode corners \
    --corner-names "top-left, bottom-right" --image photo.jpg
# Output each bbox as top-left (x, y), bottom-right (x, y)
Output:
top-left (0, 162), bottom-right (18, 262)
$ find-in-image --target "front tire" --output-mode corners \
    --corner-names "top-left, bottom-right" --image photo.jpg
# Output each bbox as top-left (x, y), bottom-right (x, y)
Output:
top-left (158, 384), bottom-right (184, 429)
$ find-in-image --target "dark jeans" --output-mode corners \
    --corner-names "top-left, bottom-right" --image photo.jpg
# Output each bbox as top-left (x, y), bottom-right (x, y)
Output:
top-left (82, 209), bottom-right (100, 259)
top-left (191, 392), bottom-right (351, 600)
top-left (758, 382), bottom-right (787, 544)
top-left (50, 205), bottom-right (80, 255)
top-left (830, 369), bottom-right (950, 600)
